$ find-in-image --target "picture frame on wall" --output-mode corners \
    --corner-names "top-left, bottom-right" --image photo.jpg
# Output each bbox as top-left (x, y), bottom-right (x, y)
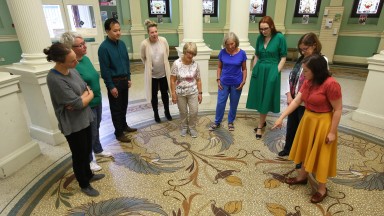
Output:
top-left (203, 0), bottom-right (218, 17)
top-left (351, 0), bottom-right (384, 18)
top-left (148, 0), bottom-right (170, 17)
top-left (157, 15), bottom-right (163, 23)
top-left (249, 0), bottom-right (267, 17)
top-left (100, 0), bottom-right (116, 6)
top-left (294, 0), bottom-right (321, 17)
top-left (100, 11), bottom-right (108, 22)
top-left (358, 14), bottom-right (368, 24)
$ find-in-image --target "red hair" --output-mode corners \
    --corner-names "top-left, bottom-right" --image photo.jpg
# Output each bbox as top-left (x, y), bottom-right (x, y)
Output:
top-left (259, 16), bottom-right (278, 35)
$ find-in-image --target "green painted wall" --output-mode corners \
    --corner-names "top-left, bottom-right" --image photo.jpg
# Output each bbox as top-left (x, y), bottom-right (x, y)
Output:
top-left (0, 41), bottom-right (22, 65)
top-left (336, 36), bottom-right (380, 57)
top-left (204, 33), bottom-right (224, 50)
top-left (0, 0), bottom-right (16, 35)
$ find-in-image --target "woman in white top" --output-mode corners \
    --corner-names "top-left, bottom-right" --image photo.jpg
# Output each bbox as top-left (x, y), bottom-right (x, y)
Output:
top-left (140, 19), bottom-right (172, 123)
top-left (170, 42), bottom-right (202, 137)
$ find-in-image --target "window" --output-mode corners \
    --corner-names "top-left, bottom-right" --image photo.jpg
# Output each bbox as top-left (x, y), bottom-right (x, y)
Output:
top-left (148, 0), bottom-right (170, 17)
top-left (351, 0), bottom-right (384, 17)
top-left (294, 0), bottom-right (321, 17)
top-left (203, 0), bottom-right (218, 17)
top-left (249, 0), bottom-right (267, 17)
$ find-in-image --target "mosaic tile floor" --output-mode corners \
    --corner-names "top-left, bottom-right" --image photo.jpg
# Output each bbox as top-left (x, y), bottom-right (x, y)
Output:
top-left (2, 61), bottom-right (384, 216)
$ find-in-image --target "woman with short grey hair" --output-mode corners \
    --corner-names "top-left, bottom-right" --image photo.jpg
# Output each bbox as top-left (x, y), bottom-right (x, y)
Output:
top-left (170, 42), bottom-right (202, 137)
top-left (209, 32), bottom-right (247, 131)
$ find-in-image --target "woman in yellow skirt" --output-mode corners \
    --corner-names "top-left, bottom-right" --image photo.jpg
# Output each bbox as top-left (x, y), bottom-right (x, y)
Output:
top-left (272, 54), bottom-right (342, 203)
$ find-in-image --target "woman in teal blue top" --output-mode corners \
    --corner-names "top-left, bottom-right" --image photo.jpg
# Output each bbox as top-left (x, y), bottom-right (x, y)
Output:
top-left (246, 16), bottom-right (287, 140)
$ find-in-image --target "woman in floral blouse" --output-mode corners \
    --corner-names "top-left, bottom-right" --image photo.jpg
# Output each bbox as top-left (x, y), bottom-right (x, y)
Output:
top-left (170, 42), bottom-right (202, 138)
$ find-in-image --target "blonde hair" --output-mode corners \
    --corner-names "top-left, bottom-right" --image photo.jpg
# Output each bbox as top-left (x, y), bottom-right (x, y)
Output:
top-left (183, 42), bottom-right (197, 56)
top-left (144, 19), bottom-right (157, 33)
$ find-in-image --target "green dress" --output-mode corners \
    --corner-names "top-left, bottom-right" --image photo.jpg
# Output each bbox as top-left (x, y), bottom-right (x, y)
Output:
top-left (246, 32), bottom-right (287, 114)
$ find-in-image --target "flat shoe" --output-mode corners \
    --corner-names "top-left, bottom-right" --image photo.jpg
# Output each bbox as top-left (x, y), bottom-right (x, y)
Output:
top-left (278, 150), bottom-right (289, 156)
top-left (311, 189), bottom-right (328, 203)
top-left (285, 177), bottom-right (308, 185)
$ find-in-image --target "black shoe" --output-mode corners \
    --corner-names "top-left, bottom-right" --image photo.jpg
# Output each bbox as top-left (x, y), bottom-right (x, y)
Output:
top-left (116, 134), bottom-right (131, 142)
top-left (254, 122), bottom-right (267, 132)
top-left (81, 185), bottom-right (99, 197)
top-left (295, 163), bottom-right (302, 169)
top-left (165, 110), bottom-right (172, 121)
top-left (154, 112), bottom-right (161, 123)
top-left (255, 128), bottom-right (262, 140)
top-left (124, 126), bottom-right (137, 132)
top-left (278, 150), bottom-right (289, 157)
top-left (90, 174), bottom-right (105, 183)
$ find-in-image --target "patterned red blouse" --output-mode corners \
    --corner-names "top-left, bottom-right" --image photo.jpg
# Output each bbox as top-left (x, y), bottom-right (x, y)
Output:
top-left (300, 77), bottom-right (342, 113)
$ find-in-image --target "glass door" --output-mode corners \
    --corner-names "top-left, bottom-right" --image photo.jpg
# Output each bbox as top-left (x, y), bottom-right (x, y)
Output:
top-left (42, 0), bottom-right (104, 69)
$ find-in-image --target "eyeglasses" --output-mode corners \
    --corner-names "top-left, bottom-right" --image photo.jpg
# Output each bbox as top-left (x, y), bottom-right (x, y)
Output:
top-left (299, 46), bottom-right (311, 52)
top-left (72, 42), bottom-right (86, 48)
top-left (259, 27), bottom-right (270, 32)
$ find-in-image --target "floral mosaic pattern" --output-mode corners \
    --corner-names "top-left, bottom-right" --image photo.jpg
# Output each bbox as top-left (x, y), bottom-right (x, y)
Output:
top-left (19, 113), bottom-right (384, 215)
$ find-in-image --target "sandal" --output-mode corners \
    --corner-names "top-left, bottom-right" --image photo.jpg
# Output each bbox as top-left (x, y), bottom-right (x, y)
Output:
top-left (209, 123), bottom-right (220, 131)
top-left (254, 122), bottom-right (267, 132)
top-left (255, 128), bottom-right (262, 140)
top-left (228, 123), bottom-right (235, 131)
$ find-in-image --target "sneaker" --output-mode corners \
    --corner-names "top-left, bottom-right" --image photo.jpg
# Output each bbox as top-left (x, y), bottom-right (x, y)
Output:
top-left (90, 161), bottom-right (102, 172)
top-left (180, 128), bottom-right (187, 137)
top-left (90, 173), bottom-right (105, 183)
top-left (189, 129), bottom-right (198, 138)
top-left (81, 185), bottom-right (99, 197)
top-left (95, 151), bottom-right (113, 158)
top-left (116, 134), bottom-right (131, 142)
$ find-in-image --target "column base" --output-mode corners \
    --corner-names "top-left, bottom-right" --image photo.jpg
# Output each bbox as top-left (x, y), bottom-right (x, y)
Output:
top-left (0, 141), bottom-right (41, 178)
top-left (352, 109), bottom-right (384, 129)
top-left (30, 125), bottom-right (66, 146)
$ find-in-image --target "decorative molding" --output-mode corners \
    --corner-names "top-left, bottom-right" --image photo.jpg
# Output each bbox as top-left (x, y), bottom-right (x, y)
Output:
top-left (333, 55), bottom-right (368, 65)
top-left (338, 31), bottom-right (382, 37)
top-left (0, 35), bottom-right (18, 42)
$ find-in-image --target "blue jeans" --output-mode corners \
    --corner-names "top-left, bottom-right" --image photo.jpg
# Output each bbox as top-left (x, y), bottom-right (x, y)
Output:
top-left (89, 104), bottom-right (103, 162)
top-left (214, 84), bottom-right (242, 124)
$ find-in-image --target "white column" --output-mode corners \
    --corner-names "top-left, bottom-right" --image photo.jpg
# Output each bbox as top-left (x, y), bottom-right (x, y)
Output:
top-left (0, 72), bottom-right (41, 178)
top-left (177, 0), bottom-right (184, 44)
top-left (229, 0), bottom-right (255, 103)
top-left (6, 0), bottom-right (67, 145)
top-left (129, 0), bottom-right (146, 59)
top-left (273, 0), bottom-right (287, 33)
top-left (177, 0), bottom-right (212, 103)
top-left (352, 52), bottom-right (384, 129)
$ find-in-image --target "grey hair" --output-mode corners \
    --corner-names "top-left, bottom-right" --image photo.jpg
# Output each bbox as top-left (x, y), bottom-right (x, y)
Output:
top-left (222, 32), bottom-right (239, 48)
top-left (183, 42), bottom-right (197, 56)
top-left (144, 19), bottom-right (157, 32)
top-left (60, 32), bottom-right (83, 49)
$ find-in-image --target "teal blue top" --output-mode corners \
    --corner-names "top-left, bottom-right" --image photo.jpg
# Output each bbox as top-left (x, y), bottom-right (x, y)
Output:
top-left (76, 55), bottom-right (101, 108)
top-left (98, 37), bottom-right (131, 89)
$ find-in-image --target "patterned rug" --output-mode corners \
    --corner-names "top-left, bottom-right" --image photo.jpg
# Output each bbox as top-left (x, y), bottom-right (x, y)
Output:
top-left (9, 111), bottom-right (384, 216)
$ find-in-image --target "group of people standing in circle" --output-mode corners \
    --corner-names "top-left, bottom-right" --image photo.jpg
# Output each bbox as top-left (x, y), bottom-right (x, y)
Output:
top-left (43, 15), bottom-right (342, 204)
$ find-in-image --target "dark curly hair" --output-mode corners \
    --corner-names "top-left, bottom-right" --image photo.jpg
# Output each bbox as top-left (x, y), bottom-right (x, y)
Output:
top-left (43, 42), bottom-right (71, 63)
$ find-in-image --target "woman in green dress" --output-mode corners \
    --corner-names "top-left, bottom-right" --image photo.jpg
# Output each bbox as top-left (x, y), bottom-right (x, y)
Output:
top-left (246, 16), bottom-right (287, 140)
